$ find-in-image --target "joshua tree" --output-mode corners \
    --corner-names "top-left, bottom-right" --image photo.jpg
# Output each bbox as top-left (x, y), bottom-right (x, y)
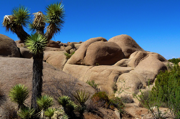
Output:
top-left (25, 33), bottom-right (47, 113)
top-left (3, 2), bottom-right (64, 43)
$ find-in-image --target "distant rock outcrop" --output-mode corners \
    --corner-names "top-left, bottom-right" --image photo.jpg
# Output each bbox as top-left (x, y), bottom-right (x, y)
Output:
top-left (63, 35), bottom-right (169, 102)
top-left (0, 34), bottom-right (20, 57)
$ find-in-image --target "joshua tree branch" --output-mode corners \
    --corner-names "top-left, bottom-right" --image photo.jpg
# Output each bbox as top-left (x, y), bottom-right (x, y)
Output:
top-left (14, 25), bottom-right (30, 43)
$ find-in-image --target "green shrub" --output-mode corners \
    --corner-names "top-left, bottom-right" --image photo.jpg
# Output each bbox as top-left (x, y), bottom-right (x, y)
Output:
top-left (136, 64), bottom-right (180, 118)
top-left (58, 96), bottom-right (71, 107)
top-left (109, 97), bottom-right (124, 113)
top-left (168, 58), bottom-right (180, 65)
top-left (9, 84), bottom-right (29, 109)
top-left (86, 80), bottom-right (99, 91)
top-left (58, 96), bottom-right (77, 118)
top-left (151, 64), bottom-right (180, 103)
top-left (91, 91), bottom-right (109, 108)
top-left (36, 95), bottom-right (53, 110)
top-left (44, 108), bottom-right (56, 118)
top-left (17, 107), bottom-right (35, 119)
top-left (64, 51), bottom-right (75, 59)
top-left (73, 90), bottom-right (90, 106)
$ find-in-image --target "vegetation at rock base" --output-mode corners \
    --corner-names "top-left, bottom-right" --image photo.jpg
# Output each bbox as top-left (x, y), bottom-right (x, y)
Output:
top-left (168, 58), bottom-right (180, 65)
top-left (134, 64), bottom-right (180, 118)
top-left (64, 51), bottom-right (75, 59)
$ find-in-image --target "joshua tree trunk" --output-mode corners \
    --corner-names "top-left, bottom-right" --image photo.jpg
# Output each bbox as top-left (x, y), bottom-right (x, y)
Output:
top-left (31, 52), bottom-right (43, 113)
top-left (14, 25), bottom-right (30, 43)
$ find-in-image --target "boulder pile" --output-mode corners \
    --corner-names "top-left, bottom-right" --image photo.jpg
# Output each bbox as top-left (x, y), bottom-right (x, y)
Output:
top-left (0, 34), bottom-right (176, 118)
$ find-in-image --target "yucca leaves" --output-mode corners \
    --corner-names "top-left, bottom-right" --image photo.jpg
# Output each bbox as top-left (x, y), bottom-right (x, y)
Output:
top-left (36, 95), bottom-right (53, 110)
top-left (44, 108), bottom-right (56, 118)
top-left (12, 6), bottom-right (30, 27)
top-left (73, 90), bottom-right (90, 106)
top-left (25, 33), bottom-right (47, 55)
top-left (45, 2), bottom-right (65, 40)
top-left (9, 84), bottom-right (29, 109)
top-left (18, 107), bottom-right (35, 119)
top-left (45, 2), bottom-right (64, 25)
top-left (58, 96), bottom-right (70, 106)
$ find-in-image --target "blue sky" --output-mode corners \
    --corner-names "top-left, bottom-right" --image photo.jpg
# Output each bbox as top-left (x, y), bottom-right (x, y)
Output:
top-left (0, 0), bottom-right (179, 59)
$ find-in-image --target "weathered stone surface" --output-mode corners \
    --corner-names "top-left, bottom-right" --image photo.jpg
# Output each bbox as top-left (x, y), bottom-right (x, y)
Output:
top-left (47, 40), bottom-right (60, 48)
top-left (115, 51), bottom-right (168, 98)
top-left (19, 47), bottom-right (32, 58)
top-left (63, 63), bottom-right (132, 95)
top-left (44, 47), bottom-right (63, 51)
top-left (114, 59), bottom-right (130, 67)
top-left (44, 51), bottom-right (67, 70)
top-left (0, 34), bottom-right (20, 57)
top-left (0, 57), bottom-right (95, 109)
top-left (84, 41), bottom-right (124, 66)
top-left (67, 37), bottom-right (107, 65)
top-left (108, 34), bottom-right (144, 58)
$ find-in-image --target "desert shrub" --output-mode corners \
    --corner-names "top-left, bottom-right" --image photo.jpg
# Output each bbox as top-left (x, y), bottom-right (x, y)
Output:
top-left (91, 91), bottom-right (110, 108)
top-left (134, 64), bottom-right (180, 118)
top-left (109, 97), bottom-right (124, 113)
top-left (168, 58), bottom-right (180, 65)
top-left (150, 64), bottom-right (180, 103)
top-left (64, 51), bottom-right (75, 59)
top-left (86, 80), bottom-right (99, 91)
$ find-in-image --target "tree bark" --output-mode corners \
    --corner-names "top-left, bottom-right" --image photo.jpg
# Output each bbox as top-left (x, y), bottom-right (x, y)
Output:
top-left (14, 25), bottom-right (30, 43)
top-left (31, 52), bottom-right (43, 113)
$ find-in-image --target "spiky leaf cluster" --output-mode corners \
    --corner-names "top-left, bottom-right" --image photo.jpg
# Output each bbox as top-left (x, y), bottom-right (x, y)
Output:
top-left (9, 84), bottom-right (29, 107)
top-left (36, 95), bottom-right (53, 110)
top-left (58, 96), bottom-right (77, 110)
top-left (12, 6), bottom-right (30, 26)
top-left (45, 2), bottom-right (65, 33)
top-left (73, 90), bottom-right (90, 106)
top-left (25, 33), bottom-right (47, 54)
top-left (44, 108), bottom-right (56, 118)
top-left (18, 107), bottom-right (35, 119)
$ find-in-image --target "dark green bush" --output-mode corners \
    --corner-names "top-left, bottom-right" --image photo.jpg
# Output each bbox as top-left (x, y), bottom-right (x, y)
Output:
top-left (149, 64), bottom-right (180, 118)
top-left (168, 58), bottom-right (180, 65)
top-left (109, 97), bottom-right (124, 113)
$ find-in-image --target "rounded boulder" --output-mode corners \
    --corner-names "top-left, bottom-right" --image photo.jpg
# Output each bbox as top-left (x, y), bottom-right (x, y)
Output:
top-left (108, 34), bottom-right (144, 58)
top-left (0, 34), bottom-right (20, 57)
top-left (84, 41), bottom-right (124, 65)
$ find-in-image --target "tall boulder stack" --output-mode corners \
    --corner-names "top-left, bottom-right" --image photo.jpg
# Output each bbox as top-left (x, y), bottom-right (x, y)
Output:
top-left (0, 34), bottom-right (20, 57)
top-left (108, 34), bottom-right (144, 58)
